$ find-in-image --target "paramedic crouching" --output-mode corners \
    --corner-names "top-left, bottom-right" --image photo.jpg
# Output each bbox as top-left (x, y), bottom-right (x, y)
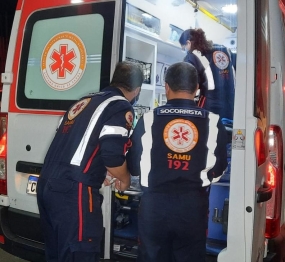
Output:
top-left (127, 62), bottom-right (228, 262)
top-left (37, 61), bottom-right (144, 262)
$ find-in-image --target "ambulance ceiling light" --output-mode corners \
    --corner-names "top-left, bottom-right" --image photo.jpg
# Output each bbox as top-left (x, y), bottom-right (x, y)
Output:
top-left (145, 0), bottom-right (158, 4)
top-left (171, 0), bottom-right (186, 6)
top-left (71, 0), bottom-right (83, 3)
top-left (221, 4), bottom-right (237, 14)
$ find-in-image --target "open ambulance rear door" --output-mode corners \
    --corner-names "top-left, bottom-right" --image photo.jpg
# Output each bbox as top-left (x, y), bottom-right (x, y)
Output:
top-left (219, 0), bottom-right (285, 261)
top-left (0, 0), bottom-right (125, 260)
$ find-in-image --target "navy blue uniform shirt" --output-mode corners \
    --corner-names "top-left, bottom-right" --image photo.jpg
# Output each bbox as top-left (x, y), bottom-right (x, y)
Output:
top-left (204, 44), bottom-right (235, 119)
top-left (40, 86), bottom-right (134, 189)
top-left (184, 52), bottom-right (208, 100)
top-left (127, 99), bottom-right (228, 193)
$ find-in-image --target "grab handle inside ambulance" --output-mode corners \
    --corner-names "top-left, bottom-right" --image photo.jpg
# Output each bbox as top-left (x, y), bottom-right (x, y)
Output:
top-left (256, 182), bottom-right (272, 203)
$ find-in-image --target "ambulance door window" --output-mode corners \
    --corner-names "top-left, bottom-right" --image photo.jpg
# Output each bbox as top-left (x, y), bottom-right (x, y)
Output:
top-left (16, 2), bottom-right (116, 110)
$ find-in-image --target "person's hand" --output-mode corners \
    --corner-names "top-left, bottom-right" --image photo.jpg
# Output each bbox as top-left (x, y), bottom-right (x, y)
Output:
top-left (105, 161), bottom-right (130, 190)
top-left (115, 179), bottom-right (130, 192)
top-left (103, 172), bottom-right (116, 186)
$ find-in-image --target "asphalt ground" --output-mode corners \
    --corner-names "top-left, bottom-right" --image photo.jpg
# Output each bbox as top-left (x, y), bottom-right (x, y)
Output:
top-left (0, 248), bottom-right (28, 262)
top-left (0, 248), bottom-right (217, 262)
top-left (0, 248), bottom-right (136, 262)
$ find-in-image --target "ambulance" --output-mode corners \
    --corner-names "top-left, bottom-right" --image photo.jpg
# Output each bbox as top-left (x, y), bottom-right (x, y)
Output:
top-left (0, 0), bottom-right (285, 261)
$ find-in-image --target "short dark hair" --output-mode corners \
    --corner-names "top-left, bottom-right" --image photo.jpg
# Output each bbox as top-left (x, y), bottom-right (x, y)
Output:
top-left (110, 61), bottom-right (144, 92)
top-left (165, 62), bottom-right (198, 94)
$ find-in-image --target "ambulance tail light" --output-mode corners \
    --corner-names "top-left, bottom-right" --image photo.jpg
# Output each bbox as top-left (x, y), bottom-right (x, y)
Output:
top-left (255, 128), bottom-right (266, 166)
top-left (265, 125), bottom-right (283, 239)
top-left (0, 114), bottom-right (7, 195)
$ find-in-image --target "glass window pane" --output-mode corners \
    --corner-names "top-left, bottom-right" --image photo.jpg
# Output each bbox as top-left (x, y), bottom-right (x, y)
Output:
top-left (26, 14), bottom-right (104, 101)
top-left (17, 1), bottom-right (116, 110)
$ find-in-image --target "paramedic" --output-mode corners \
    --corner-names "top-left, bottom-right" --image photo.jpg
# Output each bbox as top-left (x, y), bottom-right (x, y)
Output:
top-left (37, 61), bottom-right (144, 262)
top-left (179, 28), bottom-right (235, 119)
top-left (179, 30), bottom-right (208, 108)
top-left (127, 62), bottom-right (228, 262)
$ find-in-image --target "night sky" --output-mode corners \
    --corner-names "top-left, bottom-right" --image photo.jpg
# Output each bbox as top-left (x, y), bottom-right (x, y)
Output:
top-left (0, 0), bottom-right (17, 90)
top-left (0, 0), bottom-right (17, 37)
top-left (0, 0), bottom-right (17, 14)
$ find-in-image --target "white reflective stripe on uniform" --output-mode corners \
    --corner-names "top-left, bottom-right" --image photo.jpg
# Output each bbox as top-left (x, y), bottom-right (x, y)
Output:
top-left (71, 96), bottom-right (127, 166)
top-left (140, 111), bottom-right (153, 187)
top-left (57, 116), bottom-right (63, 129)
top-left (99, 125), bottom-right (129, 138)
top-left (205, 65), bottom-right (215, 90)
top-left (201, 113), bottom-right (219, 186)
top-left (201, 168), bottom-right (212, 187)
top-left (212, 175), bottom-right (223, 183)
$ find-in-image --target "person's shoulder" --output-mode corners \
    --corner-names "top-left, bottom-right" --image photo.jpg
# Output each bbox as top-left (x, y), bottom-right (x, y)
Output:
top-left (112, 99), bottom-right (132, 111)
top-left (155, 104), bottom-right (170, 112)
top-left (185, 52), bottom-right (204, 69)
top-left (111, 99), bottom-right (134, 116)
top-left (212, 43), bottom-right (224, 48)
top-left (89, 88), bottom-right (131, 110)
top-left (186, 51), bottom-right (200, 61)
top-left (212, 44), bottom-right (229, 53)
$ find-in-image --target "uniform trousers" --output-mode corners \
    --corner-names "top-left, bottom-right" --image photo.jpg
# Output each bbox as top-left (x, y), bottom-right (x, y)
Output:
top-left (37, 177), bottom-right (103, 262)
top-left (137, 190), bottom-right (209, 262)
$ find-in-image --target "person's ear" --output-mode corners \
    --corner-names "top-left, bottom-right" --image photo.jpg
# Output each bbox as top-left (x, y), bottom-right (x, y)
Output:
top-left (135, 86), bottom-right (141, 96)
top-left (196, 83), bottom-right (199, 92)
top-left (187, 40), bottom-right (192, 50)
top-left (165, 83), bottom-right (170, 97)
top-left (165, 83), bottom-right (169, 91)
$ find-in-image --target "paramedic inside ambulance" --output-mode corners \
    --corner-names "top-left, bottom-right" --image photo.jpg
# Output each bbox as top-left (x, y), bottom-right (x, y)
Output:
top-left (180, 28), bottom-right (235, 120)
top-left (179, 29), bottom-right (208, 108)
top-left (127, 62), bottom-right (228, 262)
top-left (36, 61), bottom-right (144, 262)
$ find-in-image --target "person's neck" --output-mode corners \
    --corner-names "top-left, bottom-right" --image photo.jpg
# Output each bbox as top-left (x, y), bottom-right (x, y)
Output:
top-left (167, 91), bottom-right (195, 101)
top-left (118, 87), bottom-right (132, 102)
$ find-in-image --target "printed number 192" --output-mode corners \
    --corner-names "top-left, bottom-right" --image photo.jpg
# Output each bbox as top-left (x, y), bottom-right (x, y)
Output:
top-left (168, 160), bottom-right (189, 170)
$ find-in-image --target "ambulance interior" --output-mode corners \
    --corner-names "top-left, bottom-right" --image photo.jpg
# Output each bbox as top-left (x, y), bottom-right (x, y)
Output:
top-left (112, 0), bottom-right (236, 259)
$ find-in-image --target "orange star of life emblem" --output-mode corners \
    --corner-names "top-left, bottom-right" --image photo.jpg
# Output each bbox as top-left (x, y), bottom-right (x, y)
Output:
top-left (163, 119), bottom-right (199, 153)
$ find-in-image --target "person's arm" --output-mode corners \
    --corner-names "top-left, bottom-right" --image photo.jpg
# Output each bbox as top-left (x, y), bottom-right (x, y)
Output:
top-left (126, 115), bottom-right (145, 177)
top-left (99, 105), bottom-right (134, 191)
top-left (185, 53), bottom-right (208, 106)
top-left (208, 118), bottom-right (228, 182)
top-left (106, 161), bottom-right (130, 191)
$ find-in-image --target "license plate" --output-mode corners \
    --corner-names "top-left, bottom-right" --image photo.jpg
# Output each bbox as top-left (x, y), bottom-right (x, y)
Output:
top-left (26, 175), bottom-right (39, 195)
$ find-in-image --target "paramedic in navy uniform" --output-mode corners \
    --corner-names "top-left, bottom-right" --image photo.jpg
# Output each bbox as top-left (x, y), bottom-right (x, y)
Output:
top-left (179, 28), bottom-right (235, 119)
top-left (127, 62), bottom-right (228, 262)
top-left (179, 31), bottom-right (208, 108)
top-left (36, 61), bottom-right (144, 262)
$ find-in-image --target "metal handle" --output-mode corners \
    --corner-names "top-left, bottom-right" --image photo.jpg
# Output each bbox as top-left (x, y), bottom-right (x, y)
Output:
top-left (257, 182), bottom-right (272, 203)
top-left (121, 190), bottom-right (143, 196)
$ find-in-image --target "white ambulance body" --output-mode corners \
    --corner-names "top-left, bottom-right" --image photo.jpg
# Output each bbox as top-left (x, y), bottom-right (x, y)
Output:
top-left (0, 0), bottom-right (284, 261)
